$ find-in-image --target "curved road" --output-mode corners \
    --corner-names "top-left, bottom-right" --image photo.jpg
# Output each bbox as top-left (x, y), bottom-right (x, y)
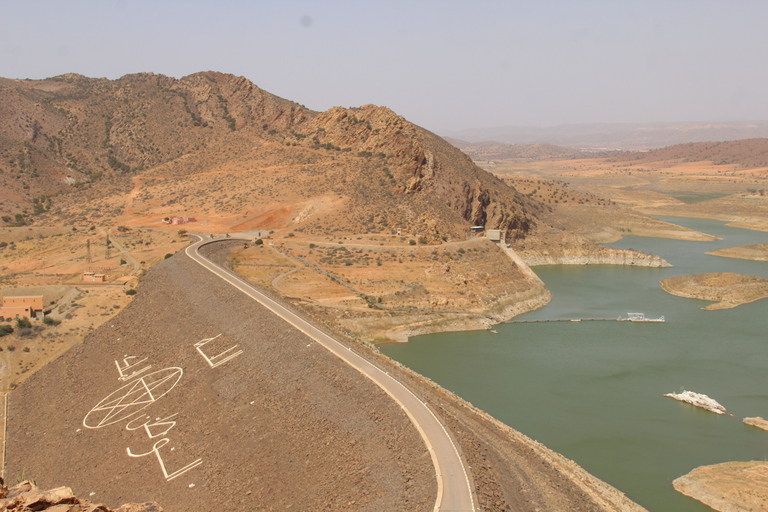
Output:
top-left (185, 236), bottom-right (476, 512)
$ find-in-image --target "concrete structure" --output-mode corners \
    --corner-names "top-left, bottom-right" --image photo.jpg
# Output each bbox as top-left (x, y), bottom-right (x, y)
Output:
top-left (486, 229), bottom-right (503, 242)
top-left (0, 295), bottom-right (44, 320)
top-left (82, 272), bottom-right (106, 282)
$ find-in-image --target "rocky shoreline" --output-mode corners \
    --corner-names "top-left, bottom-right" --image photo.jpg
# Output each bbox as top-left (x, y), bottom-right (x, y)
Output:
top-left (523, 248), bottom-right (671, 267)
top-left (660, 272), bottom-right (768, 309)
top-left (673, 461), bottom-right (768, 512)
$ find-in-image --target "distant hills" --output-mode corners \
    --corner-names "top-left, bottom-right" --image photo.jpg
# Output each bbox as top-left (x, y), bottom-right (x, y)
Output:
top-left (607, 138), bottom-right (768, 168)
top-left (440, 121), bottom-right (768, 151)
top-left (444, 139), bottom-right (586, 161)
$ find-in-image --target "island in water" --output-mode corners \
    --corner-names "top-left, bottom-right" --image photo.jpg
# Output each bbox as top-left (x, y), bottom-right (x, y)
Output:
top-left (659, 272), bottom-right (768, 310)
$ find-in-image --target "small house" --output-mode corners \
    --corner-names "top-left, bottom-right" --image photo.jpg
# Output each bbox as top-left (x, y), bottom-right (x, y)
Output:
top-left (82, 272), bottom-right (106, 282)
top-left (0, 295), bottom-right (44, 320)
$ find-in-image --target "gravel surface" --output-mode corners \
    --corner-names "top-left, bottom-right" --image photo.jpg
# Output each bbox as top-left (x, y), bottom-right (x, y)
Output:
top-left (5, 246), bottom-right (435, 511)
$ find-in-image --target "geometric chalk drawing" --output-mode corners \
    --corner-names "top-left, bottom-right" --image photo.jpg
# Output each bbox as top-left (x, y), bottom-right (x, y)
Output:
top-left (115, 356), bottom-right (151, 382)
top-left (194, 334), bottom-right (243, 368)
top-left (127, 438), bottom-right (202, 482)
top-left (126, 413), bottom-right (178, 439)
top-left (82, 367), bottom-right (183, 429)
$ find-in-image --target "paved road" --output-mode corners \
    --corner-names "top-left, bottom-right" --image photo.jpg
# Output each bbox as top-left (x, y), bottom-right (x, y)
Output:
top-left (185, 236), bottom-right (476, 512)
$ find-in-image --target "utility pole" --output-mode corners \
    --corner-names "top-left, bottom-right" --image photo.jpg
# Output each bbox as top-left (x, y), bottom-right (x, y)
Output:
top-left (105, 234), bottom-right (111, 259)
top-left (86, 239), bottom-right (92, 263)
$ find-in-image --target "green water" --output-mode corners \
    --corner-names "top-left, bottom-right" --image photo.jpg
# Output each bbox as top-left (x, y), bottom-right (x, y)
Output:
top-left (381, 217), bottom-right (768, 512)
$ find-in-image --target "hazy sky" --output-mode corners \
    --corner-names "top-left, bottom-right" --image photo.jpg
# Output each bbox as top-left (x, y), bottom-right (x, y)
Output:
top-left (2, 1), bottom-right (767, 131)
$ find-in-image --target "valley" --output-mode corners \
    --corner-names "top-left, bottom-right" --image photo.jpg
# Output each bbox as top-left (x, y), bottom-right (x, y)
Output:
top-left (1, 71), bottom-right (767, 511)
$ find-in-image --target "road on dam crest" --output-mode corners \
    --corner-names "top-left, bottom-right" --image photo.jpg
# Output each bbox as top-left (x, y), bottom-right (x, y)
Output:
top-left (186, 235), bottom-right (476, 512)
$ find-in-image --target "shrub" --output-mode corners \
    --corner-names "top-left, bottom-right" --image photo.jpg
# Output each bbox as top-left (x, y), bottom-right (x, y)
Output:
top-left (16, 317), bottom-right (32, 329)
top-left (164, 253), bottom-right (173, 259)
top-left (125, 289), bottom-right (137, 296)
top-left (254, 238), bottom-right (263, 245)
top-left (23, 347), bottom-right (30, 352)
top-left (7, 345), bottom-right (15, 352)
top-left (0, 325), bottom-right (12, 337)
top-left (408, 239), bottom-right (416, 246)
top-left (43, 316), bottom-right (61, 326)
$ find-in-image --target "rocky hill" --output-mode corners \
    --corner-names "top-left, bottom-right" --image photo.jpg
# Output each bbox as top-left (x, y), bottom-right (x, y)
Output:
top-left (0, 72), bottom-right (536, 241)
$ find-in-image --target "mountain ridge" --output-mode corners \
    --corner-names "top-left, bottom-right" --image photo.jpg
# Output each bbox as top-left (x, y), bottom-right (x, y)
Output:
top-left (0, 71), bottom-right (536, 241)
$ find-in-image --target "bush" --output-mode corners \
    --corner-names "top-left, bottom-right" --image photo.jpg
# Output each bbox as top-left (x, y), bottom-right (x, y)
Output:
top-left (125, 289), bottom-right (137, 296)
top-left (43, 316), bottom-right (61, 326)
top-left (408, 239), bottom-right (416, 246)
top-left (7, 345), bottom-right (15, 352)
top-left (254, 238), bottom-right (263, 245)
top-left (16, 317), bottom-right (32, 329)
top-left (164, 253), bottom-right (173, 259)
top-left (0, 325), bottom-right (13, 337)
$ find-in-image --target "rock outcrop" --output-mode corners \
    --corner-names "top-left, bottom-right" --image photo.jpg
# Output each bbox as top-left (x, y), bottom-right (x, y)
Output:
top-left (673, 461), bottom-right (768, 512)
top-left (0, 479), bottom-right (162, 512)
top-left (743, 416), bottom-right (768, 431)
top-left (513, 227), bottom-right (671, 267)
top-left (522, 246), bottom-right (670, 267)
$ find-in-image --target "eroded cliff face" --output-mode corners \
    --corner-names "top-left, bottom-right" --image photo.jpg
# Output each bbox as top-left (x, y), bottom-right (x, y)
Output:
top-left (299, 104), bottom-right (537, 240)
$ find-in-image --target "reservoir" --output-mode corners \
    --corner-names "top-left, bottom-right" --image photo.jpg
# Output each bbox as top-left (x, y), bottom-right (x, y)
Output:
top-left (381, 217), bottom-right (768, 512)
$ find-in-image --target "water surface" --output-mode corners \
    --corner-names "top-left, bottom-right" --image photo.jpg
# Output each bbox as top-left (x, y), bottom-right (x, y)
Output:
top-left (382, 217), bottom-right (768, 512)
